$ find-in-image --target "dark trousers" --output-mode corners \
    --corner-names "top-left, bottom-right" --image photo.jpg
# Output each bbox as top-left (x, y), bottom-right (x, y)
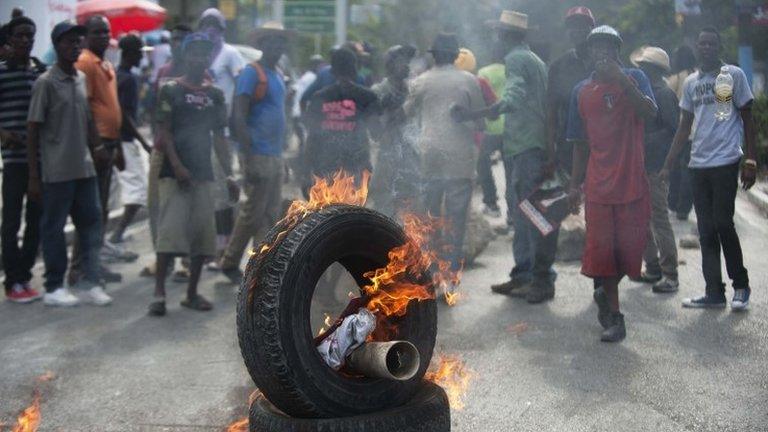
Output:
top-left (422, 178), bottom-right (473, 271)
top-left (41, 177), bottom-right (102, 291)
top-left (477, 134), bottom-right (502, 208)
top-left (505, 148), bottom-right (558, 287)
top-left (70, 145), bottom-right (115, 278)
top-left (668, 141), bottom-right (693, 216)
top-left (1, 164), bottom-right (41, 291)
top-left (690, 162), bottom-right (749, 295)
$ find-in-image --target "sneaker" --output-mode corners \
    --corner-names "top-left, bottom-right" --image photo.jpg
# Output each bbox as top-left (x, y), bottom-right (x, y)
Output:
top-left (206, 261), bottom-right (223, 271)
top-left (22, 281), bottom-right (44, 300)
top-left (682, 294), bottom-right (727, 309)
top-left (84, 286), bottom-right (113, 306)
top-left (731, 289), bottom-right (750, 311)
top-left (44, 287), bottom-right (80, 307)
top-left (593, 287), bottom-right (612, 329)
top-left (102, 240), bottom-right (139, 263)
top-left (6, 283), bottom-right (38, 303)
top-left (600, 312), bottom-right (626, 343)
top-left (652, 277), bottom-right (679, 294)
top-left (222, 267), bottom-right (244, 286)
top-left (482, 205), bottom-right (501, 218)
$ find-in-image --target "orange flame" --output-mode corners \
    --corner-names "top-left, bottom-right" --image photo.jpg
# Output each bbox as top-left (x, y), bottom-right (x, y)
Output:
top-left (224, 391), bottom-right (260, 432)
top-left (425, 355), bottom-right (473, 410)
top-left (254, 170), bottom-right (370, 258)
top-left (362, 213), bottom-right (462, 334)
top-left (225, 418), bottom-right (248, 432)
top-left (12, 391), bottom-right (41, 432)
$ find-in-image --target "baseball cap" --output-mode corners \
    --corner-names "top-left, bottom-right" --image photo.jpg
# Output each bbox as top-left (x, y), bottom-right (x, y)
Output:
top-left (50, 19), bottom-right (86, 44)
top-left (565, 6), bottom-right (595, 27)
top-left (182, 32), bottom-right (213, 53)
top-left (199, 8), bottom-right (226, 30)
top-left (587, 25), bottom-right (622, 46)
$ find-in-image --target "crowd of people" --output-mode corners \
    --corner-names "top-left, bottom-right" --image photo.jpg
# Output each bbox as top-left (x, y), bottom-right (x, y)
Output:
top-left (0, 5), bottom-right (759, 343)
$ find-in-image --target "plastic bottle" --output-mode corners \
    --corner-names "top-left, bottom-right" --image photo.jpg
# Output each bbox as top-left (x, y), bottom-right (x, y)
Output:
top-left (714, 66), bottom-right (733, 121)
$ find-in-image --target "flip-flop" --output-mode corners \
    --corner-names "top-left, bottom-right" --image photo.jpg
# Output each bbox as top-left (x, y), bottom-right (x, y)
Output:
top-left (181, 295), bottom-right (213, 312)
top-left (148, 301), bottom-right (166, 317)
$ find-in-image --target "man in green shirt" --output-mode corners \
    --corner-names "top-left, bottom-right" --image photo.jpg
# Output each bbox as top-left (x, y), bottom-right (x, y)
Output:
top-left (454, 11), bottom-right (556, 303)
top-left (477, 46), bottom-right (505, 220)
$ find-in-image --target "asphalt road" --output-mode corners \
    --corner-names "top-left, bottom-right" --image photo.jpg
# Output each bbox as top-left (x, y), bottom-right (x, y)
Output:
top-left (1, 166), bottom-right (767, 431)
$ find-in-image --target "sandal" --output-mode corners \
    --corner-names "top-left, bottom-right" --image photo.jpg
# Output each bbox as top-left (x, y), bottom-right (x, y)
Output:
top-left (148, 301), bottom-right (166, 317)
top-left (181, 295), bottom-right (213, 312)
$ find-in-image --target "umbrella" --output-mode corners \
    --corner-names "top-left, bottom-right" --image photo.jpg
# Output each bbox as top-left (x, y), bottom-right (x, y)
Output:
top-left (77, 0), bottom-right (167, 36)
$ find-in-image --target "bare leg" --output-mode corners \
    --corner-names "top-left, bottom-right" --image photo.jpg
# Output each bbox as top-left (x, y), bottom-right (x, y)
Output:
top-left (154, 253), bottom-right (171, 298)
top-left (187, 255), bottom-right (206, 299)
top-left (110, 204), bottom-right (142, 243)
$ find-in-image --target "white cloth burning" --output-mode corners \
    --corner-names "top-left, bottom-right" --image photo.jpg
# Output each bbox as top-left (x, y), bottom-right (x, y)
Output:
top-left (317, 308), bottom-right (376, 370)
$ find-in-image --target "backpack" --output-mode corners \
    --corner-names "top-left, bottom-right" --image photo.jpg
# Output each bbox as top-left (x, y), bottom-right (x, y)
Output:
top-left (229, 62), bottom-right (268, 133)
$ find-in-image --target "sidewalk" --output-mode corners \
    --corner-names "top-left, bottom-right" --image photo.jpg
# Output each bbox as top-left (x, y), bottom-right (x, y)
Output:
top-left (745, 180), bottom-right (768, 215)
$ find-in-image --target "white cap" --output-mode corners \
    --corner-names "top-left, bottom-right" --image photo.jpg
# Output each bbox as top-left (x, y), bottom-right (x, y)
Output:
top-left (588, 25), bottom-right (623, 46)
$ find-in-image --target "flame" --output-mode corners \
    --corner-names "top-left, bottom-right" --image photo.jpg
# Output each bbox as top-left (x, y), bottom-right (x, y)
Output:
top-left (317, 313), bottom-right (335, 337)
top-left (253, 169), bottom-right (370, 258)
top-left (12, 391), bottom-right (41, 432)
top-left (225, 418), bottom-right (248, 432)
top-left (361, 213), bottom-right (462, 338)
top-left (425, 355), bottom-right (473, 410)
top-left (225, 391), bottom-right (260, 432)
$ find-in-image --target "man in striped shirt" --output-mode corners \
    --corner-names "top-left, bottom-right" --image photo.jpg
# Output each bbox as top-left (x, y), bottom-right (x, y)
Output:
top-left (0, 16), bottom-right (46, 303)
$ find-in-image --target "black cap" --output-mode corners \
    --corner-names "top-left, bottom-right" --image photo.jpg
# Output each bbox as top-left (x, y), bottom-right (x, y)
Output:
top-left (428, 33), bottom-right (459, 55)
top-left (51, 20), bottom-right (86, 44)
top-left (385, 44), bottom-right (417, 62)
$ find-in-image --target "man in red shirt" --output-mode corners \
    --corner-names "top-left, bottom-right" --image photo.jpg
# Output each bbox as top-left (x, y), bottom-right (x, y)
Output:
top-left (566, 26), bottom-right (657, 342)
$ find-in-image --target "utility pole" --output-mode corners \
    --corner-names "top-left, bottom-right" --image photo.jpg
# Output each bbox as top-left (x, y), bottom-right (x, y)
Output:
top-left (335, 0), bottom-right (347, 46)
top-left (273, 0), bottom-right (284, 23)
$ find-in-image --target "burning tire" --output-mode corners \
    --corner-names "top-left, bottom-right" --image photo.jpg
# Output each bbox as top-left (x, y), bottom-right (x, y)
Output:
top-left (247, 381), bottom-right (450, 432)
top-left (237, 205), bottom-right (438, 418)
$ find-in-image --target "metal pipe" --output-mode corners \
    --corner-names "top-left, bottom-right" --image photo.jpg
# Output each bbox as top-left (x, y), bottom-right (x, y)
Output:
top-left (346, 341), bottom-right (420, 381)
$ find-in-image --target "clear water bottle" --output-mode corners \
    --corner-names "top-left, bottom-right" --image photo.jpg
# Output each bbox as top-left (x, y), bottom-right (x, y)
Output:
top-left (714, 66), bottom-right (733, 121)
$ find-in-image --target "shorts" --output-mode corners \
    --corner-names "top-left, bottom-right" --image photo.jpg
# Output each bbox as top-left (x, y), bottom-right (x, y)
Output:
top-left (117, 140), bottom-right (148, 206)
top-left (582, 196), bottom-right (651, 279)
top-left (155, 179), bottom-right (216, 257)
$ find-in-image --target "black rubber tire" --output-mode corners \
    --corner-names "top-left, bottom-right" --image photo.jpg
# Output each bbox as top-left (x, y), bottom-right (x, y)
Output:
top-left (248, 381), bottom-right (451, 432)
top-left (237, 205), bottom-right (438, 419)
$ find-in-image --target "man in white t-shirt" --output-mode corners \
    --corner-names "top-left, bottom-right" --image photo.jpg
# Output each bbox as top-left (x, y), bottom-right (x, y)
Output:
top-left (198, 8), bottom-right (245, 116)
top-left (662, 27), bottom-right (757, 311)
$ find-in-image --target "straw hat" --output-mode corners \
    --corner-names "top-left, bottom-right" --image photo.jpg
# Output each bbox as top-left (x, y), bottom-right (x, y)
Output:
top-left (486, 10), bottom-right (530, 32)
top-left (250, 21), bottom-right (296, 44)
top-left (630, 46), bottom-right (671, 72)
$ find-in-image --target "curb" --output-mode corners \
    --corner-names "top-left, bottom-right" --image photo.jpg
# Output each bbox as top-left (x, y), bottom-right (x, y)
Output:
top-left (745, 186), bottom-right (768, 216)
